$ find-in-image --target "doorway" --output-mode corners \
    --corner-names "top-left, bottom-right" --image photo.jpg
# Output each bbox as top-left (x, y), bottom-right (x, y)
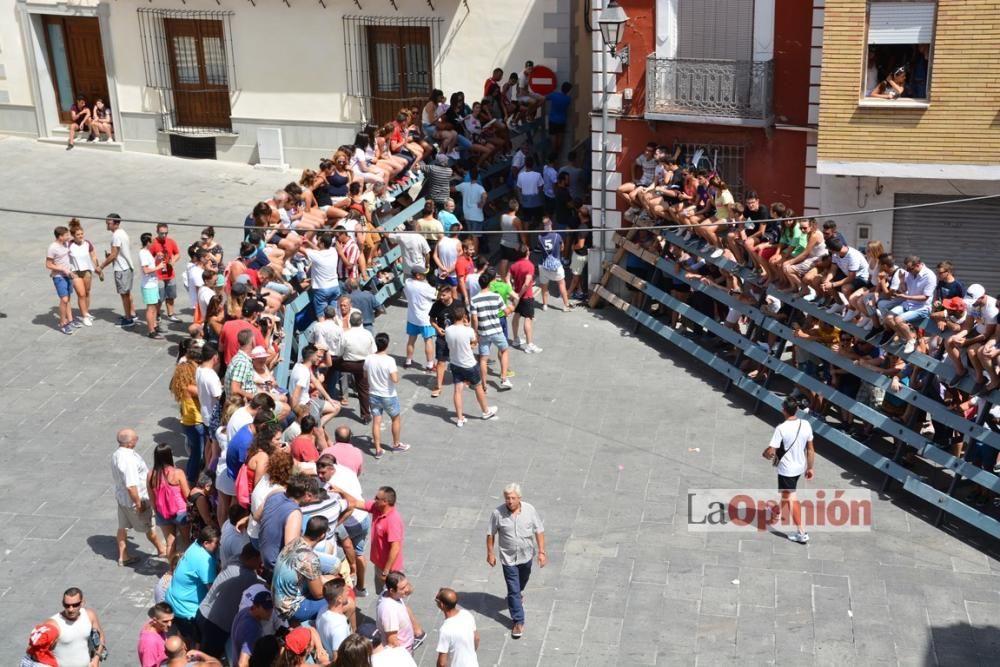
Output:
top-left (40, 16), bottom-right (109, 123)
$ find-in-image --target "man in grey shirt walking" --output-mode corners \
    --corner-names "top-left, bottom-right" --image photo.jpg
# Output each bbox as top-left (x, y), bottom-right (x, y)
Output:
top-left (486, 483), bottom-right (545, 639)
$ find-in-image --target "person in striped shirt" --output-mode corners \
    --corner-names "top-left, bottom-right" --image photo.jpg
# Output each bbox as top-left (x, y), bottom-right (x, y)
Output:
top-left (471, 269), bottom-right (513, 392)
top-left (335, 226), bottom-right (365, 283)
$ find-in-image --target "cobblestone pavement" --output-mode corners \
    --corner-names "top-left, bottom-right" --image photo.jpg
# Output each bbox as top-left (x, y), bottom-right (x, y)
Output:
top-left (0, 136), bottom-right (998, 666)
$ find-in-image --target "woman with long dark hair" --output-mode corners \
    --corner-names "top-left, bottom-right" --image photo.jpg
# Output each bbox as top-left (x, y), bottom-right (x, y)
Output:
top-left (146, 443), bottom-right (190, 558)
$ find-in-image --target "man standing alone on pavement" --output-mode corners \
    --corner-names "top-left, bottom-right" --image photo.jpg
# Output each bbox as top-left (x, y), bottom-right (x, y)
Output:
top-left (486, 483), bottom-right (545, 639)
top-left (111, 428), bottom-right (166, 566)
top-left (435, 588), bottom-right (479, 666)
top-left (763, 396), bottom-right (816, 544)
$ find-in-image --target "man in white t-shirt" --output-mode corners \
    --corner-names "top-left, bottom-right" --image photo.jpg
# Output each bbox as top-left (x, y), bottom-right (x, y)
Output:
top-left (98, 213), bottom-right (137, 326)
top-left (763, 397), bottom-right (815, 544)
top-left (290, 344), bottom-right (340, 433)
top-left (304, 232), bottom-right (341, 319)
top-left (390, 219), bottom-right (431, 274)
top-left (403, 266), bottom-right (438, 371)
top-left (195, 344), bottom-right (223, 427)
top-left (111, 428), bottom-right (166, 565)
top-left (435, 588), bottom-right (479, 667)
top-left (316, 579), bottom-right (353, 659)
top-left (433, 224), bottom-right (463, 295)
top-left (445, 305), bottom-right (496, 426)
top-left (365, 333), bottom-right (409, 459)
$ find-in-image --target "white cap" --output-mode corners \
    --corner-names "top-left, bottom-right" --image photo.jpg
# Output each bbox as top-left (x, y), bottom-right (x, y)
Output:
top-left (967, 284), bottom-right (986, 301)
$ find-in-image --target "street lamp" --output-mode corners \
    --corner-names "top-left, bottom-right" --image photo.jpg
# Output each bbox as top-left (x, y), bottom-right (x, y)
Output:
top-left (597, 0), bottom-right (629, 62)
top-left (591, 1), bottom-right (630, 294)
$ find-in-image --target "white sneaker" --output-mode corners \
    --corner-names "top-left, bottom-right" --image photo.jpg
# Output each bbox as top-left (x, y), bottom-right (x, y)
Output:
top-left (524, 344), bottom-right (543, 354)
top-left (841, 308), bottom-right (857, 322)
top-left (500, 378), bottom-right (513, 390)
top-left (803, 288), bottom-right (817, 302)
top-left (81, 315), bottom-right (94, 326)
top-left (541, 304), bottom-right (548, 312)
top-left (682, 231), bottom-right (692, 241)
top-left (456, 417), bottom-right (467, 428)
top-left (788, 532), bottom-right (810, 544)
top-left (903, 339), bottom-right (916, 354)
top-left (482, 406), bottom-right (498, 420)
top-left (709, 248), bottom-right (724, 259)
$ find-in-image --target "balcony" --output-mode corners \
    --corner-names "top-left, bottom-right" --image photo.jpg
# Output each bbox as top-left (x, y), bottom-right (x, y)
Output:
top-left (645, 55), bottom-right (774, 127)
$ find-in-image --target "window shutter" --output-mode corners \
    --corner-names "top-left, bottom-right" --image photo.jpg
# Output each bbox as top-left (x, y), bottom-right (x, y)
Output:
top-left (868, 2), bottom-right (935, 44)
top-left (676, 0), bottom-right (754, 60)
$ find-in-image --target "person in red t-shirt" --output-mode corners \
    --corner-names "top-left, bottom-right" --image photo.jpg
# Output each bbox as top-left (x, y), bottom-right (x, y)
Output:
top-left (366, 486), bottom-right (405, 594)
top-left (484, 67), bottom-right (504, 98)
top-left (149, 223), bottom-right (182, 322)
top-left (219, 301), bottom-right (266, 364)
top-left (455, 240), bottom-right (476, 303)
top-left (509, 244), bottom-right (542, 354)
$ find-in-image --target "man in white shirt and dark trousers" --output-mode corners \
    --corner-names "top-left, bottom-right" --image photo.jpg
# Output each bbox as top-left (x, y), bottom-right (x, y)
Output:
top-left (335, 312), bottom-right (376, 425)
top-left (435, 588), bottom-right (479, 667)
top-left (365, 332), bottom-right (409, 459)
top-left (486, 483), bottom-right (545, 639)
top-left (763, 397), bottom-right (816, 544)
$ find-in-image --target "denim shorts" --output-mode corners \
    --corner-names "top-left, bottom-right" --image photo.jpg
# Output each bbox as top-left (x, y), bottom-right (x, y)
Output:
top-left (52, 275), bottom-right (72, 298)
top-left (155, 510), bottom-right (188, 527)
top-left (478, 332), bottom-right (509, 356)
top-left (369, 394), bottom-right (401, 418)
top-left (344, 515), bottom-right (371, 555)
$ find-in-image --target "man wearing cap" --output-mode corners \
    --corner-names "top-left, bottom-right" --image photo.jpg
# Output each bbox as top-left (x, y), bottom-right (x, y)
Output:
top-left (945, 284), bottom-right (998, 388)
top-left (281, 627), bottom-right (328, 666)
top-left (23, 618), bottom-right (61, 667)
top-left (196, 543), bottom-right (264, 659)
top-left (219, 299), bottom-right (266, 365)
top-left (228, 590), bottom-right (273, 667)
top-left (403, 265), bottom-right (438, 371)
top-left (224, 329), bottom-right (258, 402)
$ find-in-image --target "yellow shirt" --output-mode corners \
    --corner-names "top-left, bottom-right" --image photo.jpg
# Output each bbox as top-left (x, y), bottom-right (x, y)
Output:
top-left (179, 395), bottom-right (203, 426)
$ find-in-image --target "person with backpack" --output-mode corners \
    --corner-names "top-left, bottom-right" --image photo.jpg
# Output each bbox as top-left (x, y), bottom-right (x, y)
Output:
top-left (147, 443), bottom-right (191, 560)
top-left (762, 397), bottom-right (815, 544)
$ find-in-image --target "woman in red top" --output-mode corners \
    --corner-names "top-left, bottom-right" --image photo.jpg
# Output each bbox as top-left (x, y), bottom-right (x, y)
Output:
top-left (147, 443), bottom-right (191, 559)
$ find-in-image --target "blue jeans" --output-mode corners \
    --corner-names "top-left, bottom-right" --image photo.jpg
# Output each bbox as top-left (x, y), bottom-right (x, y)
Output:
top-left (311, 285), bottom-right (341, 318)
top-left (291, 596), bottom-right (327, 622)
top-left (502, 561), bottom-right (532, 624)
top-left (183, 423), bottom-right (206, 484)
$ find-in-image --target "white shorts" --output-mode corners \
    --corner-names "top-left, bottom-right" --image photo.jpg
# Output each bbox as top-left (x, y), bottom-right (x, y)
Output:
top-left (726, 307), bottom-right (741, 325)
top-left (570, 252), bottom-right (587, 276)
top-left (539, 264), bottom-right (565, 283)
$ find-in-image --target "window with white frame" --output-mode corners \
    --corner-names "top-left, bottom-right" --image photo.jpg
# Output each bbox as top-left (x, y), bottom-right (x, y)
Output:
top-left (863, 1), bottom-right (935, 101)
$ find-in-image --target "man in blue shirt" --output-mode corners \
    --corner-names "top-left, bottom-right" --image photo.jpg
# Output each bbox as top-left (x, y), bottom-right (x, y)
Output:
top-left (225, 410), bottom-right (276, 482)
top-left (165, 526), bottom-right (220, 646)
top-left (545, 82), bottom-right (572, 155)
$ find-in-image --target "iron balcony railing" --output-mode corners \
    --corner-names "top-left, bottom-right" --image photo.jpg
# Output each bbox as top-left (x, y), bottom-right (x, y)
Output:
top-left (645, 55), bottom-right (774, 123)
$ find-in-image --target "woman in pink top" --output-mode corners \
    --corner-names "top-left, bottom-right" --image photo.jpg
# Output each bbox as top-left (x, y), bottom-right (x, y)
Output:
top-left (147, 443), bottom-right (190, 559)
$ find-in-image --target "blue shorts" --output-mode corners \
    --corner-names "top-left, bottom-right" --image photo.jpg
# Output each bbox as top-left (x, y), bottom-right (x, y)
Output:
top-left (155, 510), bottom-right (188, 527)
top-left (369, 394), bottom-right (401, 418)
top-left (311, 285), bottom-right (342, 318)
top-left (478, 332), bottom-right (509, 356)
top-left (450, 363), bottom-right (482, 386)
top-left (441, 275), bottom-right (458, 287)
top-left (465, 218), bottom-right (484, 234)
top-left (52, 275), bottom-right (72, 298)
top-left (344, 515), bottom-right (371, 555)
top-left (406, 322), bottom-right (436, 339)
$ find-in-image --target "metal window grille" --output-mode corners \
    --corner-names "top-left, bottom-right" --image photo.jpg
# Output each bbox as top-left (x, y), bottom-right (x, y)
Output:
top-left (674, 142), bottom-right (746, 199)
top-left (343, 15), bottom-right (443, 127)
top-left (137, 8), bottom-right (237, 134)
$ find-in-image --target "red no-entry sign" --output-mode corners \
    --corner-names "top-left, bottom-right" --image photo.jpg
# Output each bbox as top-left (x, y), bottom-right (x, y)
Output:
top-left (528, 65), bottom-right (557, 96)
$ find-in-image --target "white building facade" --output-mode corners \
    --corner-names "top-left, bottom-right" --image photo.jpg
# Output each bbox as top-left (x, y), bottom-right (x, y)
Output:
top-left (0, 0), bottom-right (573, 167)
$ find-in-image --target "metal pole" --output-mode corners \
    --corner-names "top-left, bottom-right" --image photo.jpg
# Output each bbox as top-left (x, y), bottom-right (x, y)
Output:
top-left (590, 47), bottom-right (611, 289)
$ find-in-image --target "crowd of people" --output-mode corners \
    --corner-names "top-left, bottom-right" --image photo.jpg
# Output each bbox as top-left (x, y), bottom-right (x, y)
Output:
top-left (31, 63), bottom-right (575, 667)
top-left (616, 143), bottom-right (1000, 504)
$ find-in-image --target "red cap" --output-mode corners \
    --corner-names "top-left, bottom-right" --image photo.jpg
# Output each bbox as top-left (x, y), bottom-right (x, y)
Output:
top-left (25, 621), bottom-right (60, 666)
top-left (284, 627), bottom-right (312, 656)
top-left (942, 296), bottom-right (966, 312)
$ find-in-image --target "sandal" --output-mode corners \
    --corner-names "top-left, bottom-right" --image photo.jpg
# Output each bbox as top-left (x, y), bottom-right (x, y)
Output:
top-left (118, 556), bottom-right (139, 567)
top-left (430, 388), bottom-right (441, 398)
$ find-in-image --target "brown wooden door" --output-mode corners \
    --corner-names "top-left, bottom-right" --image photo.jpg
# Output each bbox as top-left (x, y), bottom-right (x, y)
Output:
top-left (164, 18), bottom-right (231, 130)
top-left (42, 16), bottom-right (108, 123)
top-left (366, 26), bottom-right (432, 125)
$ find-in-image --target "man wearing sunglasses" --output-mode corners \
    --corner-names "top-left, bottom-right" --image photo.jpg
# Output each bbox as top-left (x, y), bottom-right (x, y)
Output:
top-left (49, 587), bottom-right (105, 667)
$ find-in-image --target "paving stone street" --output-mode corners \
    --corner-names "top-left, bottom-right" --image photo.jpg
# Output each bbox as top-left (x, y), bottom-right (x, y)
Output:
top-left (1, 136), bottom-right (999, 666)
